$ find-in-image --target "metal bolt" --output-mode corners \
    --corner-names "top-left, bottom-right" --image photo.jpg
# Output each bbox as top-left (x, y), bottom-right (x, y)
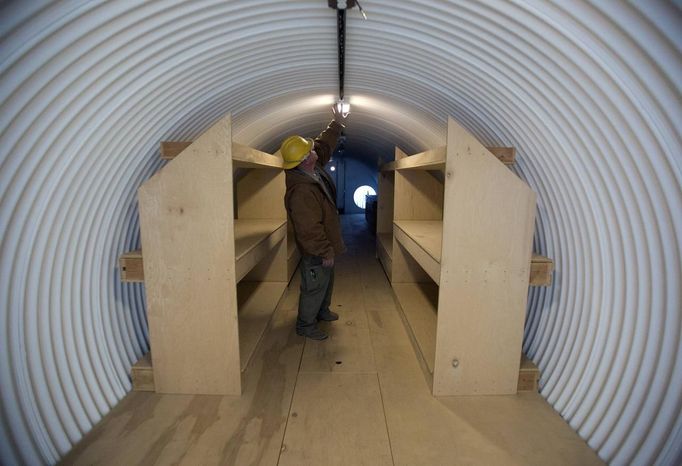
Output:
top-left (452, 359), bottom-right (459, 368)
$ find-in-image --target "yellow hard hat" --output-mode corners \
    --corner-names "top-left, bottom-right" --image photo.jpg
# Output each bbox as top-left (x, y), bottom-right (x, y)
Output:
top-left (280, 135), bottom-right (313, 169)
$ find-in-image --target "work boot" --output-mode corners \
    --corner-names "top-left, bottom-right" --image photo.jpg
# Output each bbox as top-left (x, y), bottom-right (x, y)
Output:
top-left (296, 327), bottom-right (328, 340)
top-left (317, 310), bottom-right (339, 322)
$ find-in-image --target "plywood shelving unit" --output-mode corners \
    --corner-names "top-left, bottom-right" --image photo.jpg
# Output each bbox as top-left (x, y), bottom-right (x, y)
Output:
top-left (377, 117), bottom-right (539, 396)
top-left (126, 114), bottom-right (297, 395)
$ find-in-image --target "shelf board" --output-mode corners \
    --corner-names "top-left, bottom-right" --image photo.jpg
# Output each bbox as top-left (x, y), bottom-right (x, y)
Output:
top-left (123, 230), bottom-right (552, 288)
top-left (232, 142), bottom-right (283, 169)
top-left (393, 282), bottom-right (439, 375)
top-left (160, 140), bottom-right (283, 169)
top-left (391, 222), bottom-right (554, 288)
top-left (237, 281), bottom-right (288, 372)
top-left (393, 220), bottom-right (442, 284)
top-left (381, 146), bottom-right (515, 171)
top-left (234, 219), bottom-right (287, 282)
top-left (120, 220), bottom-right (287, 284)
top-left (393, 147), bottom-right (446, 171)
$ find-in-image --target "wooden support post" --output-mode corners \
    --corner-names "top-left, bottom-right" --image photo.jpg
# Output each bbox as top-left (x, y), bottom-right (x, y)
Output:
top-left (530, 254), bottom-right (554, 286)
top-left (131, 353), bottom-right (155, 392)
top-left (517, 355), bottom-right (540, 391)
top-left (160, 141), bottom-right (192, 160)
top-left (119, 251), bottom-right (143, 282)
top-left (487, 147), bottom-right (516, 165)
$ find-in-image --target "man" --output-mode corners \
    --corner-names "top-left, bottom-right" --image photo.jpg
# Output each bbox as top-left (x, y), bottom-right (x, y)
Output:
top-left (280, 108), bottom-right (347, 340)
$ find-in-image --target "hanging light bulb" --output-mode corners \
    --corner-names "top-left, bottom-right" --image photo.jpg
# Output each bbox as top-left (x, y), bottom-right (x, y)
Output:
top-left (336, 98), bottom-right (351, 117)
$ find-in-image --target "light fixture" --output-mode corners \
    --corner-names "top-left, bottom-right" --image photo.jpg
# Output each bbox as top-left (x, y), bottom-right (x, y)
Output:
top-left (336, 98), bottom-right (351, 117)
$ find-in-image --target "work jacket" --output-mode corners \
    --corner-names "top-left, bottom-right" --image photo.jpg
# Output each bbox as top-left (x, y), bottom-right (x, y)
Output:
top-left (284, 120), bottom-right (346, 260)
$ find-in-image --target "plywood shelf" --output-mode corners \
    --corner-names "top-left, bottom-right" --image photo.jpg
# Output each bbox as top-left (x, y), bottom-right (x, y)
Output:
top-left (381, 224), bottom-right (553, 288)
top-left (232, 142), bottom-right (284, 169)
top-left (393, 220), bottom-right (442, 285)
top-left (392, 147), bottom-right (446, 171)
top-left (161, 140), bottom-right (283, 169)
top-left (124, 228), bottom-right (549, 288)
top-left (234, 219), bottom-right (287, 282)
top-left (118, 220), bottom-right (287, 284)
top-left (381, 146), bottom-right (515, 171)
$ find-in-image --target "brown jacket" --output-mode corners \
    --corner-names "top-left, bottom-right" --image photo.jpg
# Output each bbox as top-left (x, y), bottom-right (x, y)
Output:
top-left (284, 120), bottom-right (346, 260)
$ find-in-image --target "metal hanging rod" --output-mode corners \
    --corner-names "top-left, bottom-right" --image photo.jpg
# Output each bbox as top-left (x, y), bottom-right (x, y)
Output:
top-left (337, 8), bottom-right (346, 100)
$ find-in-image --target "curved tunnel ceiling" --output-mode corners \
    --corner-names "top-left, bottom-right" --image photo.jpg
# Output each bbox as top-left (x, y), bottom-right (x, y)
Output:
top-left (0, 1), bottom-right (680, 465)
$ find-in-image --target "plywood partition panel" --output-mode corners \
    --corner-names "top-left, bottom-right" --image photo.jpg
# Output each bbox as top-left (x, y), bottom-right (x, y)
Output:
top-left (394, 170), bottom-right (443, 221)
top-left (377, 171), bottom-right (394, 234)
top-left (138, 114), bottom-right (241, 395)
top-left (433, 117), bottom-right (536, 396)
top-left (236, 169), bottom-right (286, 220)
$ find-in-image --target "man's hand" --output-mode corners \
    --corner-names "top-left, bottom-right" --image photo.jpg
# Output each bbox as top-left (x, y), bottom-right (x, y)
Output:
top-left (322, 257), bottom-right (335, 268)
top-left (331, 105), bottom-right (347, 126)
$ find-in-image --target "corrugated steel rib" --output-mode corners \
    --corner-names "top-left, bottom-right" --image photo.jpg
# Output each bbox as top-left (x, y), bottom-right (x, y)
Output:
top-left (0, 1), bottom-right (679, 465)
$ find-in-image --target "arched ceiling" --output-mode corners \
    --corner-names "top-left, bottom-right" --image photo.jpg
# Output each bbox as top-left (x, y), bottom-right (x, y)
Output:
top-left (0, 1), bottom-right (680, 465)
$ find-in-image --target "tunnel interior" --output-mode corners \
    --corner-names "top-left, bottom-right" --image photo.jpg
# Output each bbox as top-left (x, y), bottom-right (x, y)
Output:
top-left (0, 1), bottom-right (680, 465)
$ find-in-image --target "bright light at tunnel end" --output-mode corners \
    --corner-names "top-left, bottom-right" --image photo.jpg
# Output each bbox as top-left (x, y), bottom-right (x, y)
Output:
top-left (353, 185), bottom-right (376, 209)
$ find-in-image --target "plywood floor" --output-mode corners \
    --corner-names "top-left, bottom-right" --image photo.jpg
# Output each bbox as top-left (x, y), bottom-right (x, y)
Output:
top-left (61, 215), bottom-right (603, 466)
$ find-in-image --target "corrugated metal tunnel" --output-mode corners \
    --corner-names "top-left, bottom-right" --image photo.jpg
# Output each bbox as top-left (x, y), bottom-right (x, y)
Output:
top-left (0, 1), bottom-right (680, 464)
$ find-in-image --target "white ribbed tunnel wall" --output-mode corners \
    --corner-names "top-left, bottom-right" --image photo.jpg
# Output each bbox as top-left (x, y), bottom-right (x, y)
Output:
top-left (0, 1), bottom-right (680, 465)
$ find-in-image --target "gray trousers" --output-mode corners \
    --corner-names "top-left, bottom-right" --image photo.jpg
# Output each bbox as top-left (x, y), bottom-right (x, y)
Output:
top-left (296, 255), bottom-right (335, 332)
